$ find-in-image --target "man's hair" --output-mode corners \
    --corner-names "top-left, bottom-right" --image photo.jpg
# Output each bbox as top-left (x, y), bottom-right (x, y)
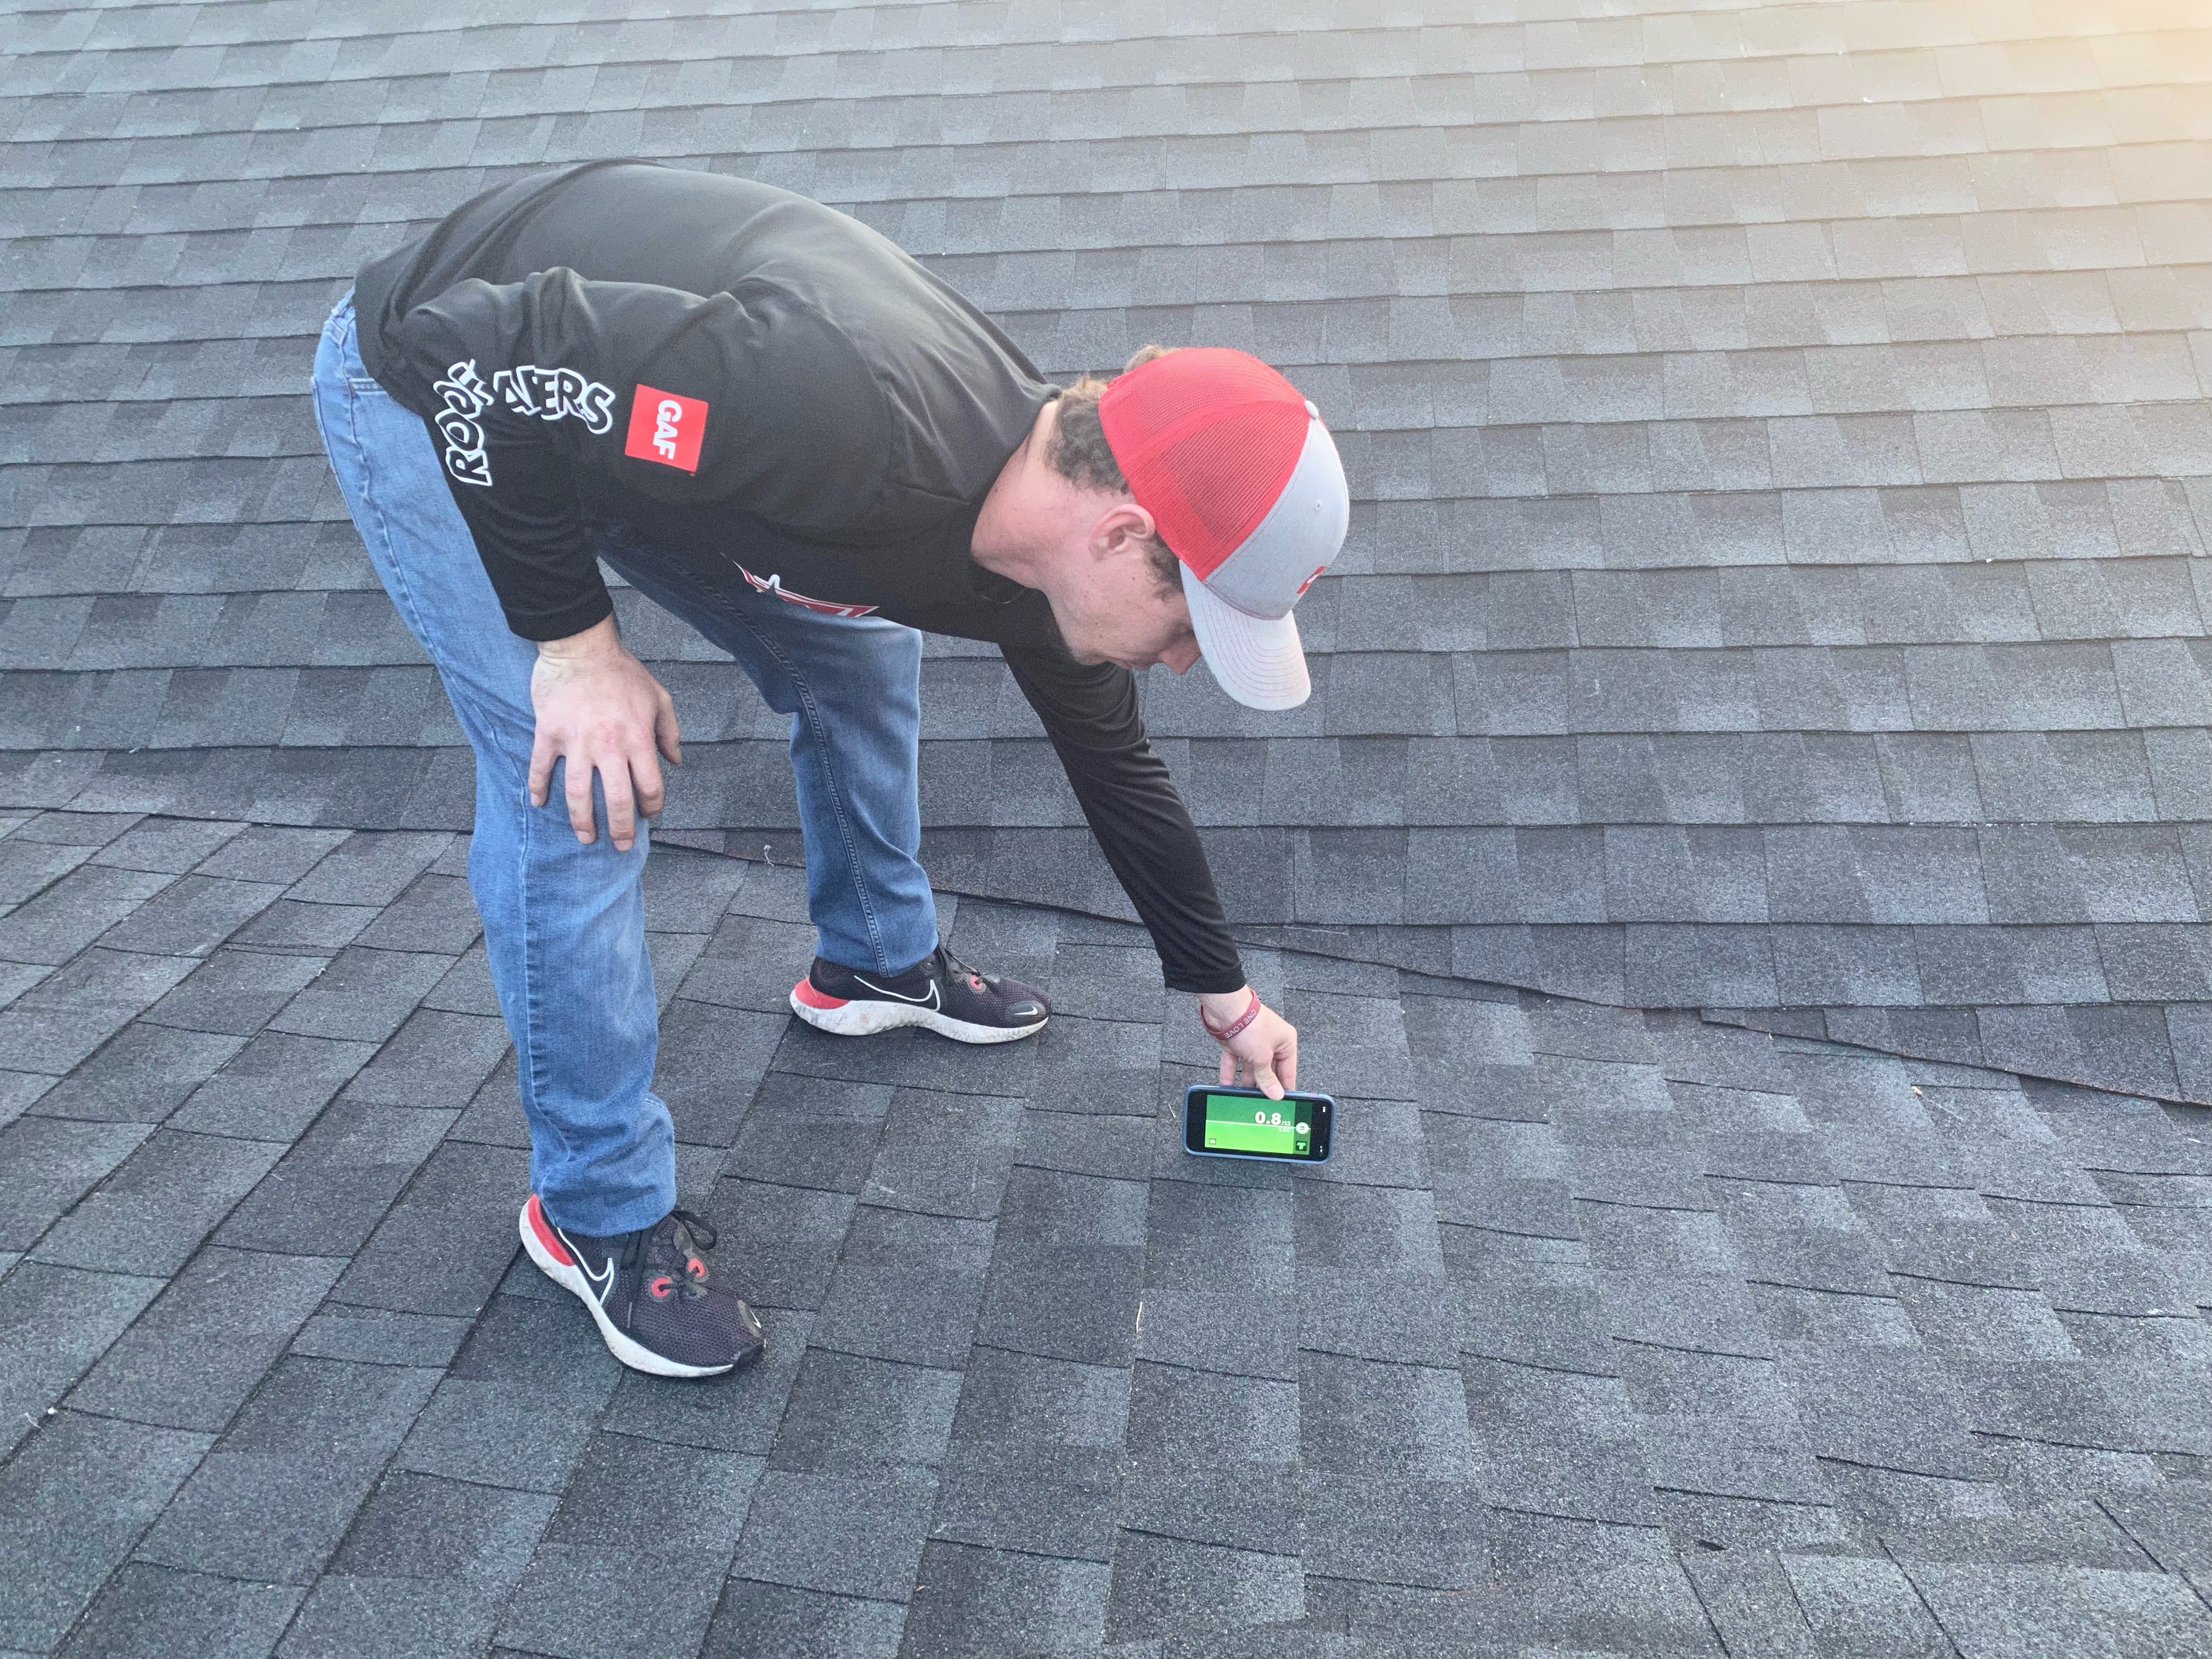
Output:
top-left (1048, 345), bottom-right (1182, 596)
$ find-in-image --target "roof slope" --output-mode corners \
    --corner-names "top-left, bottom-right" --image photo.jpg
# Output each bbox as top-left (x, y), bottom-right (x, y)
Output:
top-left (4, 816), bottom-right (2211, 1657)
top-left (4, 0), bottom-right (2212, 1099)
top-left (8, 6), bottom-right (2212, 1651)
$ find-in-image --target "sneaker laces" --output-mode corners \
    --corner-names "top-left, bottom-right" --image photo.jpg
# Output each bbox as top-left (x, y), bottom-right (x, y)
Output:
top-left (938, 946), bottom-right (995, 994)
top-left (629, 1207), bottom-right (718, 1303)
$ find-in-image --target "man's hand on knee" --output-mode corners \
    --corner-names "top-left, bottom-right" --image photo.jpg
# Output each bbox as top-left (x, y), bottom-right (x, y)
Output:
top-left (528, 615), bottom-right (683, 851)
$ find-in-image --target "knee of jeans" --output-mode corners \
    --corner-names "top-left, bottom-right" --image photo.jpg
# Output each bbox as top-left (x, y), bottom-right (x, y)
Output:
top-left (868, 625), bottom-right (924, 700)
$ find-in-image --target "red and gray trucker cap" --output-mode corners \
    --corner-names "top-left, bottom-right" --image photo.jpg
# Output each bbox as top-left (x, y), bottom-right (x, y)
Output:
top-left (1097, 348), bottom-right (1350, 710)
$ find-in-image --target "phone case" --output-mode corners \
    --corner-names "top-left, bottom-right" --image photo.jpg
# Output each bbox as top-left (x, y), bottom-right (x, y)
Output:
top-left (1181, 1084), bottom-right (1334, 1162)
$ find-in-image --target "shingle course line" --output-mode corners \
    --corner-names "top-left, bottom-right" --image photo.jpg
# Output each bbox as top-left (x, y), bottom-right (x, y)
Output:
top-left (3, 0), bottom-right (2182, 88)
top-left (8, 44), bottom-right (2203, 152)
top-left (10, 341), bottom-right (2205, 435)
top-left (7, 0), bottom-right (2184, 27)
top-left (8, 93), bottom-right (2201, 188)
top-left (9, 261), bottom-right (2205, 359)
top-left (10, 162), bottom-right (2208, 253)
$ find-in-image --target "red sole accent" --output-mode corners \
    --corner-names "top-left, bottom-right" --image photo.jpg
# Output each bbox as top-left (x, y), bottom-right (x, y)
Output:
top-left (792, 977), bottom-right (847, 1011)
top-left (524, 1195), bottom-right (573, 1265)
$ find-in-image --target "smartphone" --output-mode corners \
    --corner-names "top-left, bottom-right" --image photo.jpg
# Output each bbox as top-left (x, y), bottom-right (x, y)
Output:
top-left (1182, 1084), bottom-right (1334, 1163)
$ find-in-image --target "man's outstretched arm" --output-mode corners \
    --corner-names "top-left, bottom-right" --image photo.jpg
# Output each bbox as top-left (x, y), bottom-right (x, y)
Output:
top-left (1002, 645), bottom-right (1299, 1098)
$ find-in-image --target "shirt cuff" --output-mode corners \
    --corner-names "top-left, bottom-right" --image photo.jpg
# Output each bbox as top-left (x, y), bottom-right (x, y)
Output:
top-left (505, 585), bottom-right (615, 644)
top-left (1163, 960), bottom-right (1248, 997)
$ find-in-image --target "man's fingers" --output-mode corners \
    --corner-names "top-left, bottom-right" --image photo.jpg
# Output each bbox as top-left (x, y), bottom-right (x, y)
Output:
top-left (1277, 1029), bottom-right (1298, 1093)
top-left (1218, 1047), bottom-right (1235, 1087)
top-left (563, 756), bottom-right (597, 844)
top-left (1251, 1054), bottom-right (1284, 1100)
top-left (657, 691), bottom-right (683, 768)
top-left (528, 735), bottom-right (557, 808)
top-left (631, 750), bottom-right (667, 821)
top-left (601, 766), bottom-right (637, 853)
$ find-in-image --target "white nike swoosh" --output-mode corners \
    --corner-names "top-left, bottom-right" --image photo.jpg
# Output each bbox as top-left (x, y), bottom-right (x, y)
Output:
top-left (851, 974), bottom-right (938, 1009)
top-left (561, 1229), bottom-right (615, 1303)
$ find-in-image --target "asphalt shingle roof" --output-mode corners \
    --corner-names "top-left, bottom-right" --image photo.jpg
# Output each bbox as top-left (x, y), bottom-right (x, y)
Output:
top-left (7, 0), bottom-right (2212, 1102)
top-left (5, 0), bottom-right (2212, 1653)
top-left (6, 817), bottom-right (2212, 1658)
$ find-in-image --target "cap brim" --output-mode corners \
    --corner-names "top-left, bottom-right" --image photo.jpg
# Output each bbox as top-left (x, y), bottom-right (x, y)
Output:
top-left (1182, 563), bottom-right (1311, 710)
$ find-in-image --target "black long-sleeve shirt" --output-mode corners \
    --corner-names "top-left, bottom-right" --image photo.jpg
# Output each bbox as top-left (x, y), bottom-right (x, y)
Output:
top-left (354, 160), bottom-right (1244, 992)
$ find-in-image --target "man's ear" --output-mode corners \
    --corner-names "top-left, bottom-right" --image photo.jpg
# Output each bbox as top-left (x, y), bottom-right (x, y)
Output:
top-left (1090, 500), bottom-right (1159, 562)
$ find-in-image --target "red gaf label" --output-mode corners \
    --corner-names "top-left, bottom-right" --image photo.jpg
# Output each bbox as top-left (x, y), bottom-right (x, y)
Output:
top-left (624, 385), bottom-right (708, 472)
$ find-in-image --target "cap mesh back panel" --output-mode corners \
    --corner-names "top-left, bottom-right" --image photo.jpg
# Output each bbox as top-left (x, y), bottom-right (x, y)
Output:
top-left (1101, 351), bottom-right (1309, 575)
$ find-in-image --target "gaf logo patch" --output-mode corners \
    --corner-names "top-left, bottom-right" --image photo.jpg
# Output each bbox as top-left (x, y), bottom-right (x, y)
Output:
top-left (625, 385), bottom-right (708, 473)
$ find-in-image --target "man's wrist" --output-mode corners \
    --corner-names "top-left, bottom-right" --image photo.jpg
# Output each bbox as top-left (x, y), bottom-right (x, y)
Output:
top-left (1199, 986), bottom-right (1262, 1040)
top-left (537, 614), bottom-right (624, 665)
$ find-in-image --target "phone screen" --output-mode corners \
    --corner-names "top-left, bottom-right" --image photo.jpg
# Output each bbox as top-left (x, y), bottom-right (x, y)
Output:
top-left (1192, 1089), bottom-right (1325, 1158)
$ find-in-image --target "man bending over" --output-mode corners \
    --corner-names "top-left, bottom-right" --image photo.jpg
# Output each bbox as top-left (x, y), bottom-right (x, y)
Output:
top-left (312, 160), bottom-right (1348, 1378)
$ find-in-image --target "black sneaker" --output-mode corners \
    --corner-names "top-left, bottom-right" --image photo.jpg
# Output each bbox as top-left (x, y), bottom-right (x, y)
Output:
top-left (790, 944), bottom-right (1049, 1044)
top-left (520, 1195), bottom-right (765, 1378)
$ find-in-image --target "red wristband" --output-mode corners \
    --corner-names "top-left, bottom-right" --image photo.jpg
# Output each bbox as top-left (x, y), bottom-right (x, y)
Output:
top-left (1201, 989), bottom-right (1262, 1043)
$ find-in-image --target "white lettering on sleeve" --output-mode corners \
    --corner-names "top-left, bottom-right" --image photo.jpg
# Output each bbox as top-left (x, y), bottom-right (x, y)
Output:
top-left (433, 359), bottom-right (494, 487)
top-left (441, 360), bottom-right (619, 487)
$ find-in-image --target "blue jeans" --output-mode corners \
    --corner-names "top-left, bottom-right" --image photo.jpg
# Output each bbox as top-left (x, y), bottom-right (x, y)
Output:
top-left (311, 295), bottom-right (937, 1233)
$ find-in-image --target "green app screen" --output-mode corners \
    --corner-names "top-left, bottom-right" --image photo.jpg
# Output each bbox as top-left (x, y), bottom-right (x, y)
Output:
top-left (1201, 1092), bottom-right (1311, 1156)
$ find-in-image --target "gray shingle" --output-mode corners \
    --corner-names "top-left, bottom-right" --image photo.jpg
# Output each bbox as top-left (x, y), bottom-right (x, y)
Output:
top-left (769, 1348), bottom-right (962, 1475)
top-left (289, 1304), bottom-right (472, 1371)
top-left (328, 1139), bottom-right (527, 1318)
top-left (654, 1000), bottom-right (786, 1149)
top-left (59, 1563), bottom-right (300, 1659)
top-left (859, 1088), bottom-right (1023, 1219)
top-left (26, 1020), bottom-right (242, 1121)
top-left (1905, 1562), bottom-right (2212, 1659)
top-left (812, 1204), bottom-right (993, 1369)
top-left (897, 1541), bottom-right (1108, 1659)
top-left (0, 1409), bottom-right (211, 1652)
top-left (283, 831), bottom-right (449, 907)
top-left (974, 1231), bottom-right (1146, 1367)
top-left (168, 1029), bottom-right (374, 1139)
top-left (0, 1263), bottom-right (166, 1458)
top-left (393, 1297), bottom-right (620, 1495)
top-left (328, 1472), bottom-right (550, 1589)
top-left (30, 1125), bottom-right (282, 1275)
top-left (217, 1098), bottom-right (453, 1255)
top-left (265, 944), bottom-right (452, 1043)
top-left (1784, 1554), bottom-right (1975, 1659)
top-left (730, 1466), bottom-right (936, 1604)
top-left (725, 1071), bottom-right (891, 1195)
top-left (703, 1581), bottom-right (905, 1659)
top-left (708, 1186), bottom-right (854, 1318)
top-left (932, 1345), bottom-right (1129, 1562)
top-left (138, 1355), bottom-right (442, 1586)
top-left (1104, 1532), bottom-right (1304, 1644)
top-left (498, 1434), bottom-right (762, 1659)
top-left (279, 1576), bottom-right (504, 1659)
top-left (343, 1007), bottom-right (510, 1110)
top-left (0, 862), bottom-right (176, 967)
top-left (67, 1246), bottom-right (341, 1431)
